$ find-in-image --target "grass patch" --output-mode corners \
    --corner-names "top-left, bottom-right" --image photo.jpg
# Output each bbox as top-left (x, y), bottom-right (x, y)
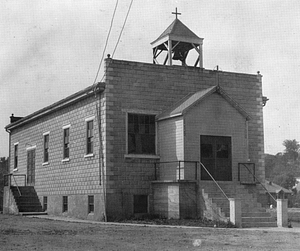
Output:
top-left (109, 214), bottom-right (236, 228)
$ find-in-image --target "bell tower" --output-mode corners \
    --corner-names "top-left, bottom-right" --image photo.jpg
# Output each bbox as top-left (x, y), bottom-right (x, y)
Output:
top-left (151, 8), bottom-right (204, 67)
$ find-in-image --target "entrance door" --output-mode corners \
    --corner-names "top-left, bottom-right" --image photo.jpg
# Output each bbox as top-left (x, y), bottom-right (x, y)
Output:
top-left (200, 135), bottom-right (232, 181)
top-left (27, 149), bottom-right (35, 185)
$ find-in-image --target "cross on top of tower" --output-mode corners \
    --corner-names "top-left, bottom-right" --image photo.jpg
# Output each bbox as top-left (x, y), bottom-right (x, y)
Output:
top-left (172, 7), bottom-right (181, 19)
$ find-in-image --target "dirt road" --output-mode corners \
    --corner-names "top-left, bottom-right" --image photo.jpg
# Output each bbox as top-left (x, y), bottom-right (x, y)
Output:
top-left (0, 214), bottom-right (299, 250)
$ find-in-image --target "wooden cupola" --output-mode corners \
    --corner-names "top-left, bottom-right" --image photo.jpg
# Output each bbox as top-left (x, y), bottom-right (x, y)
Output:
top-left (151, 8), bottom-right (204, 67)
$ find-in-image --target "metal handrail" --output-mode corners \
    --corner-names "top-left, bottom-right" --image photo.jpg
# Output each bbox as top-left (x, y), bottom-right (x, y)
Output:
top-left (3, 173), bottom-right (27, 197)
top-left (12, 175), bottom-right (22, 196)
top-left (199, 162), bottom-right (229, 201)
top-left (154, 160), bottom-right (229, 200)
top-left (238, 163), bottom-right (256, 184)
top-left (154, 160), bottom-right (198, 180)
top-left (240, 163), bottom-right (277, 203)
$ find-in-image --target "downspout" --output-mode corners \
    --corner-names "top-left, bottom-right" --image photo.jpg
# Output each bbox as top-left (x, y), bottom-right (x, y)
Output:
top-left (95, 90), bottom-right (107, 222)
top-left (246, 119), bottom-right (250, 162)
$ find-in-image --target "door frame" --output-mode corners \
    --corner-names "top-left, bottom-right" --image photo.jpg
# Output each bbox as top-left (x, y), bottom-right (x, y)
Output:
top-left (200, 135), bottom-right (232, 181)
top-left (26, 146), bottom-right (36, 186)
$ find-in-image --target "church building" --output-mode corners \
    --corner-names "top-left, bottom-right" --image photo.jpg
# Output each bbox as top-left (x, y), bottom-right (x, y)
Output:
top-left (3, 14), bottom-right (275, 227)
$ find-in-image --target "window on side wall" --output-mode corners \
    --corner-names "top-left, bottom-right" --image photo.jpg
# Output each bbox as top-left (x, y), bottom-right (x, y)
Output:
top-left (86, 120), bottom-right (94, 155)
top-left (127, 113), bottom-right (155, 155)
top-left (14, 143), bottom-right (18, 170)
top-left (43, 133), bottom-right (49, 163)
top-left (43, 196), bottom-right (48, 212)
top-left (63, 127), bottom-right (70, 159)
top-left (62, 196), bottom-right (68, 212)
top-left (88, 195), bottom-right (94, 214)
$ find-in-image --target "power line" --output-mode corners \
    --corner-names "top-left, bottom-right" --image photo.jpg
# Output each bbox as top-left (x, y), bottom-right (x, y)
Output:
top-left (98, 0), bottom-right (134, 84)
top-left (112, 0), bottom-right (134, 58)
top-left (92, 0), bottom-right (119, 85)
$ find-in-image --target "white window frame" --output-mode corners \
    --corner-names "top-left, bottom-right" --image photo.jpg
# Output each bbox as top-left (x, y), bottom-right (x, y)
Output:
top-left (43, 131), bottom-right (50, 165)
top-left (13, 142), bottom-right (19, 171)
top-left (124, 111), bottom-right (159, 159)
top-left (84, 116), bottom-right (95, 158)
top-left (62, 124), bottom-right (71, 162)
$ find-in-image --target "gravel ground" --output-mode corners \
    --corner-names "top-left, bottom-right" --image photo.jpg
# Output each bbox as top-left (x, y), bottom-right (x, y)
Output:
top-left (0, 214), bottom-right (300, 250)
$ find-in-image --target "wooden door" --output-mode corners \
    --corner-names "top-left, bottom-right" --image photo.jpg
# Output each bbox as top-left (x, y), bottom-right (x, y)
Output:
top-left (27, 149), bottom-right (35, 185)
top-left (200, 135), bottom-right (232, 181)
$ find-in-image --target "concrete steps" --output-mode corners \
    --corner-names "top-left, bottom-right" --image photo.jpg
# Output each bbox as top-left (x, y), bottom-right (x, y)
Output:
top-left (201, 182), bottom-right (277, 228)
top-left (11, 186), bottom-right (44, 213)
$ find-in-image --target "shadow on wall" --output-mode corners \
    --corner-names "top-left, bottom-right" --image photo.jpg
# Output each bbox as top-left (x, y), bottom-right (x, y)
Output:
top-left (0, 157), bottom-right (9, 211)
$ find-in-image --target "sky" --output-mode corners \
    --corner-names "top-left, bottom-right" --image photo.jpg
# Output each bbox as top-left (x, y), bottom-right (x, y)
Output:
top-left (1, 0), bottom-right (300, 157)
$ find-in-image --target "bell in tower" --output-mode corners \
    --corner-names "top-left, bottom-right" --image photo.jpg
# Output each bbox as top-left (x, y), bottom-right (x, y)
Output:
top-left (151, 8), bottom-right (204, 67)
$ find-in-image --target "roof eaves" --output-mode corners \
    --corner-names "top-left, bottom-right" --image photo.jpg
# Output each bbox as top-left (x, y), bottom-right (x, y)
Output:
top-left (5, 82), bottom-right (105, 131)
top-left (216, 87), bottom-right (251, 120)
top-left (181, 86), bottom-right (217, 115)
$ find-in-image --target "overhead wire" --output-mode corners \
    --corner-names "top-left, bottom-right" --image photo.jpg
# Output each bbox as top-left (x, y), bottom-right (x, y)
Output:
top-left (98, 0), bottom-right (134, 83)
top-left (92, 0), bottom-right (119, 223)
top-left (111, 0), bottom-right (134, 58)
top-left (92, 0), bottom-right (119, 87)
top-left (90, 0), bottom-right (133, 221)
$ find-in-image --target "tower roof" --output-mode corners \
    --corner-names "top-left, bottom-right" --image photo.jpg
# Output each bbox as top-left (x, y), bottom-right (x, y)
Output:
top-left (151, 18), bottom-right (203, 48)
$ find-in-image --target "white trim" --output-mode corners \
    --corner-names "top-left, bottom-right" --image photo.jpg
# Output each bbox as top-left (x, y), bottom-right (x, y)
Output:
top-left (26, 145), bottom-right (36, 151)
top-left (14, 142), bottom-right (19, 146)
top-left (62, 124), bottom-right (71, 129)
top-left (85, 119), bottom-right (94, 155)
top-left (63, 126), bottom-right (70, 160)
top-left (124, 154), bottom-right (160, 159)
top-left (43, 131), bottom-right (50, 136)
top-left (42, 162), bottom-right (49, 166)
top-left (85, 116), bottom-right (95, 122)
top-left (13, 168), bottom-right (18, 172)
top-left (122, 109), bottom-right (158, 115)
top-left (84, 153), bottom-right (94, 158)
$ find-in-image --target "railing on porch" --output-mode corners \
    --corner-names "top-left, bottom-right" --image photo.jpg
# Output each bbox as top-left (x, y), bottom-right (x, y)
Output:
top-left (199, 162), bottom-right (229, 201)
top-left (154, 160), bottom-right (229, 200)
top-left (238, 163), bottom-right (277, 203)
top-left (154, 160), bottom-right (198, 181)
top-left (3, 173), bottom-right (27, 196)
top-left (238, 163), bottom-right (256, 184)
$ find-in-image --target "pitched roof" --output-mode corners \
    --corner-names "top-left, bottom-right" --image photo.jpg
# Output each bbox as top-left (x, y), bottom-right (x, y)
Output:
top-left (264, 180), bottom-right (292, 194)
top-left (157, 85), bottom-right (251, 121)
top-left (151, 19), bottom-right (203, 47)
top-left (5, 82), bottom-right (105, 131)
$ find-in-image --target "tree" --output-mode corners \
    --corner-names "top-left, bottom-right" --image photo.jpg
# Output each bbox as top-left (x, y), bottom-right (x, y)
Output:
top-left (283, 139), bottom-right (300, 162)
top-left (265, 139), bottom-right (300, 191)
top-left (273, 173), bottom-right (296, 190)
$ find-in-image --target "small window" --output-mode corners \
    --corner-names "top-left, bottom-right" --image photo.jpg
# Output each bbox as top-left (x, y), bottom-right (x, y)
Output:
top-left (86, 120), bottom-right (94, 154)
top-left (63, 128), bottom-right (70, 159)
top-left (14, 143), bottom-right (18, 169)
top-left (43, 196), bottom-right (48, 212)
top-left (134, 195), bottom-right (148, 214)
top-left (88, 195), bottom-right (94, 214)
top-left (43, 133), bottom-right (49, 163)
top-left (62, 196), bottom-right (68, 212)
top-left (128, 114), bottom-right (155, 155)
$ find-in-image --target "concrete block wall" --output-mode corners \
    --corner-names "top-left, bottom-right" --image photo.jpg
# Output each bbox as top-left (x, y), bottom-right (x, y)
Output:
top-left (8, 94), bottom-right (105, 220)
top-left (151, 181), bottom-right (197, 219)
top-left (179, 182), bottom-right (197, 219)
top-left (103, 58), bottom-right (264, 216)
top-left (151, 181), bottom-right (180, 219)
